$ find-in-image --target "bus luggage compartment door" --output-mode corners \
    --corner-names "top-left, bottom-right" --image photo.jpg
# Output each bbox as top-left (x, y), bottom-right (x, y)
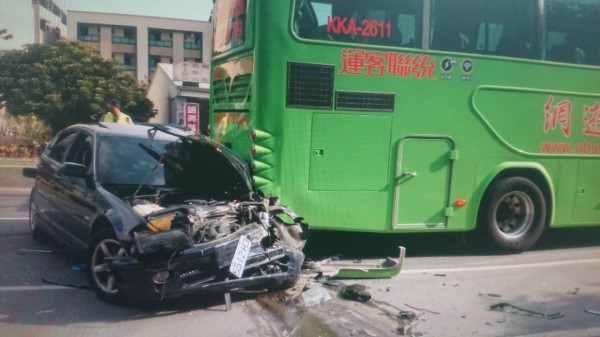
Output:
top-left (393, 137), bottom-right (454, 229)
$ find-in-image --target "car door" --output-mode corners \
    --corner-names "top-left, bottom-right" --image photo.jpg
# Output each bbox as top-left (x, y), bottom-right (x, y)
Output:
top-left (35, 130), bottom-right (80, 240)
top-left (52, 131), bottom-right (98, 253)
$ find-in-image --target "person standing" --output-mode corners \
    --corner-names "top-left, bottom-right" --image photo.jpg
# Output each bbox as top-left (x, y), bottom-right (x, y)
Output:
top-left (100, 99), bottom-right (133, 124)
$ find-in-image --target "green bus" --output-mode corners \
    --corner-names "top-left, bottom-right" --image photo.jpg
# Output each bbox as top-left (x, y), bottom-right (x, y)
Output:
top-left (209, 0), bottom-right (600, 252)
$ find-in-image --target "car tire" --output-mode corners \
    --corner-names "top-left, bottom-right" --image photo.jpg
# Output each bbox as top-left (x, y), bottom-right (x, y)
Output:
top-left (481, 177), bottom-right (547, 253)
top-left (87, 229), bottom-right (127, 304)
top-left (29, 194), bottom-right (45, 240)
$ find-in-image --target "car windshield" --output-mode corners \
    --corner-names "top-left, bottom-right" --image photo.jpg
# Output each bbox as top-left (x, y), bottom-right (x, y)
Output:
top-left (98, 135), bottom-right (171, 186)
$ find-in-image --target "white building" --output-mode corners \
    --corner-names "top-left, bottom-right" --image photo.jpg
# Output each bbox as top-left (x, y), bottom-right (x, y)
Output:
top-left (147, 63), bottom-right (210, 133)
top-left (66, 11), bottom-right (212, 84)
top-left (0, 0), bottom-right (67, 50)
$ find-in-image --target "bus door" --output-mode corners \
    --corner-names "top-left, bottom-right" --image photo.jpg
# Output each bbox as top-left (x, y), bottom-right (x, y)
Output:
top-left (393, 136), bottom-right (455, 229)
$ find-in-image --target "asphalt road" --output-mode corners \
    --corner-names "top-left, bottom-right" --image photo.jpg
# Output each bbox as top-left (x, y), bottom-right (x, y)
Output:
top-left (1, 178), bottom-right (600, 337)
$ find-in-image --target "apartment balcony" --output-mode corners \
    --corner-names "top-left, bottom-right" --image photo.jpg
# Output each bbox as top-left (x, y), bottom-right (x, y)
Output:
top-left (79, 35), bottom-right (100, 42)
top-left (121, 64), bottom-right (136, 71)
top-left (112, 37), bottom-right (136, 45)
top-left (149, 40), bottom-right (173, 48)
top-left (184, 42), bottom-right (200, 50)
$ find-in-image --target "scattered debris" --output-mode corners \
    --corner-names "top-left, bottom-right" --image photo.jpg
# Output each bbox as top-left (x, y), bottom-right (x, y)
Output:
top-left (398, 310), bottom-right (417, 320)
top-left (434, 273), bottom-right (446, 277)
top-left (340, 284), bottom-right (371, 302)
top-left (585, 305), bottom-right (600, 316)
top-left (282, 274), bottom-right (311, 299)
top-left (303, 260), bottom-right (321, 270)
top-left (397, 310), bottom-right (420, 336)
top-left (338, 322), bottom-right (377, 337)
top-left (41, 277), bottom-right (91, 290)
top-left (360, 328), bottom-right (377, 337)
top-left (568, 288), bottom-right (580, 295)
top-left (405, 303), bottom-right (440, 315)
top-left (71, 263), bottom-right (87, 271)
top-left (301, 287), bottom-right (332, 307)
top-left (314, 273), bottom-right (343, 287)
top-left (18, 249), bottom-right (53, 253)
top-left (490, 302), bottom-right (564, 320)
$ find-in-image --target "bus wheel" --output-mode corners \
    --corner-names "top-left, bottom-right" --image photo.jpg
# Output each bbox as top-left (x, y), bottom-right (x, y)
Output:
top-left (481, 177), bottom-right (546, 253)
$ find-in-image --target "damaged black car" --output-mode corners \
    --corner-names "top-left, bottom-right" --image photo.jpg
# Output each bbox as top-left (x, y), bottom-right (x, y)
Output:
top-left (24, 123), bottom-right (309, 303)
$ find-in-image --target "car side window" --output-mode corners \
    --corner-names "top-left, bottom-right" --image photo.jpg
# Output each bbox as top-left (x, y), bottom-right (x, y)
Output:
top-left (67, 134), bottom-right (94, 169)
top-left (48, 132), bottom-right (79, 163)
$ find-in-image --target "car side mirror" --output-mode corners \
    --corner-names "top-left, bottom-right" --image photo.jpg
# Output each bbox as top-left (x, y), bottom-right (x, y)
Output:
top-left (60, 162), bottom-right (88, 178)
top-left (22, 167), bottom-right (37, 178)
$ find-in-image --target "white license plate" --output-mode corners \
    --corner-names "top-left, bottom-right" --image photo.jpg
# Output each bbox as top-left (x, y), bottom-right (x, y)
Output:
top-left (229, 235), bottom-right (252, 278)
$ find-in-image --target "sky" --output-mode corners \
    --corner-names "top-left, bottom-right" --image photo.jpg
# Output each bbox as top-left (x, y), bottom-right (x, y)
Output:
top-left (63, 0), bottom-right (213, 21)
top-left (0, 0), bottom-right (214, 50)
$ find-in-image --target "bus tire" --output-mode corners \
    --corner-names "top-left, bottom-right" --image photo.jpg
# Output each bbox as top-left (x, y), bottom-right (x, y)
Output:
top-left (481, 177), bottom-right (546, 253)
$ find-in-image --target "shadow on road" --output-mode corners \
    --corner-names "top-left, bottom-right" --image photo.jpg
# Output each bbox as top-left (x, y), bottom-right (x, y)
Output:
top-left (304, 227), bottom-right (600, 260)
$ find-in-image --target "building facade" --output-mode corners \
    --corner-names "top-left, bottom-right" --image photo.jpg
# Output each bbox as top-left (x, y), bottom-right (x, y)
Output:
top-left (66, 11), bottom-right (212, 83)
top-left (0, 0), bottom-right (67, 50)
top-left (147, 63), bottom-right (209, 133)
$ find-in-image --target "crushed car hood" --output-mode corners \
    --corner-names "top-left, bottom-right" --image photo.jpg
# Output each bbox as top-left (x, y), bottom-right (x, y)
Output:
top-left (141, 125), bottom-right (253, 201)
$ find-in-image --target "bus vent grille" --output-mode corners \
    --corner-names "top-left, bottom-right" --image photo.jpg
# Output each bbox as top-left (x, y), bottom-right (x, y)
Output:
top-left (212, 73), bottom-right (252, 104)
top-left (336, 91), bottom-right (395, 112)
top-left (287, 62), bottom-right (333, 109)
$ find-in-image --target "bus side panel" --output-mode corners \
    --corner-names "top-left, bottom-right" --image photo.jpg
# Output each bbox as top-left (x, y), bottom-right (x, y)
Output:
top-left (573, 160), bottom-right (600, 224)
top-left (472, 85), bottom-right (600, 227)
top-left (279, 112), bottom-right (394, 232)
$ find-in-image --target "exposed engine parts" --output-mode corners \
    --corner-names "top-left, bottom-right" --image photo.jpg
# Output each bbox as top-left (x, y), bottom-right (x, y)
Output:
top-left (129, 198), bottom-right (309, 258)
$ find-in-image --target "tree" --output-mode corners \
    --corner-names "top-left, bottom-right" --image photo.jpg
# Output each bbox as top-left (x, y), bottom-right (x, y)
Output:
top-left (0, 112), bottom-right (51, 144)
top-left (0, 40), bottom-right (155, 133)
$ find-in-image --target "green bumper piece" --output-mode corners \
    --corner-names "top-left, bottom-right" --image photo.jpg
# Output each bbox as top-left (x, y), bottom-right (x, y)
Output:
top-left (331, 246), bottom-right (405, 279)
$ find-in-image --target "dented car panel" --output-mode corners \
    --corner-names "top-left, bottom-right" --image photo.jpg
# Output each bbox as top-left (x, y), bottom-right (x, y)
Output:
top-left (25, 123), bottom-right (309, 303)
top-left (110, 232), bottom-right (305, 300)
top-left (110, 202), bottom-right (308, 301)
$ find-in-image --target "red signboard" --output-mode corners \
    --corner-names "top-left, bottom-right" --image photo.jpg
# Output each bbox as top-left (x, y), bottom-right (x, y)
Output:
top-left (183, 103), bottom-right (200, 134)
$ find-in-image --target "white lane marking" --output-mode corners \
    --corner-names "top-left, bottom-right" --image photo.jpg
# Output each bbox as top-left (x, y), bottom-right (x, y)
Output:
top-left (402, 258), bottom-right (600, 274)
top-left (0, 285), bottom-right (76, 291)
top-left (0, 218), bottom-right (28, 220)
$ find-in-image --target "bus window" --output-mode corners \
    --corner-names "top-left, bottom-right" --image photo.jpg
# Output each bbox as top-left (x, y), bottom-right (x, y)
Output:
top-left (294, 0), bottom-right (422, 48)
top-left (430, 0), bottom-right (483, 53)
top-left (430, 0), bottom-right (540, 59)
top-left (546, 0), bottom-right (600, 65)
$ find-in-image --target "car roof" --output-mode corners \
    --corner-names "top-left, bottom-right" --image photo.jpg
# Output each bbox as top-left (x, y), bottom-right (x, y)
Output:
top-left (65, 123), bottom-right (185, 140)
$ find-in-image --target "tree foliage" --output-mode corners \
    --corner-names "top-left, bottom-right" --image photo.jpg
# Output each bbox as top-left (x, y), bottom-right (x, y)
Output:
top-left (0, 41), bottom-right (155, 133)
top-left (0, 112), bottom-right (52, 144)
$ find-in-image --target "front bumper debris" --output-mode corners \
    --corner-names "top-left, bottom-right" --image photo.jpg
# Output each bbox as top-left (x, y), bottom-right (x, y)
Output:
top-left (316, 246), bottom-right (405, 279)
top-left (108, 224), bottom-right (305, 301)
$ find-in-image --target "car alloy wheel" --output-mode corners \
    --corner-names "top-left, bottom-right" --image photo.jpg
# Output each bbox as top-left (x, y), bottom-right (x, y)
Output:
top-left (88, 230), bottom-right (127, 302)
